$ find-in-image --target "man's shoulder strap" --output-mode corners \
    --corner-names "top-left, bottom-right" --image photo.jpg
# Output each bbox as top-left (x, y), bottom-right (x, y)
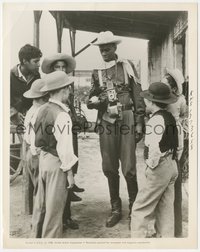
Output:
top-left (97, 70), bottom-right (104, 87)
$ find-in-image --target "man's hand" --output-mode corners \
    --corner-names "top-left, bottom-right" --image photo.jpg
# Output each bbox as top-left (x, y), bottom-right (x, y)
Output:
top-left (66, 170), bottom-right (75, 189)
top-left (135, 123), bottom-right (143, 143)
top-left (87, 96), bottom-right (100, 109)
top-left (11, 112), bottom-right (25, 125)
top-left (89, 96), bottom-right (100, 104)
top-left (18, 112), bottom-right (25, 124)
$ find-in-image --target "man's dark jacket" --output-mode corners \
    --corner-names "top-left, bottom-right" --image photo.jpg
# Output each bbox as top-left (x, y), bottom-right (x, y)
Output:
top-left (87, 60), bottom-right (145, 127)
top-left (10, 65), bottom-right (40, 116)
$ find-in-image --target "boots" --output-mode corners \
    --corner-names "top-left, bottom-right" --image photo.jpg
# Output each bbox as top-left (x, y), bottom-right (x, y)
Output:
top-left (106, 198), bottom-right (122, 228)
top-left (126, 176), bottom-right (138, 219)
top-left (70, 191), bottom-right (82, 202)
top-left (126, 176), bottom-right (138, 230)
top-left (105, 174), bottom-right (122, 228)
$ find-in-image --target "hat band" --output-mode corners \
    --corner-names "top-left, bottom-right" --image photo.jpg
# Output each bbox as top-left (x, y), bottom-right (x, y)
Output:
top-left (148, 92), bottom-right (171, 100)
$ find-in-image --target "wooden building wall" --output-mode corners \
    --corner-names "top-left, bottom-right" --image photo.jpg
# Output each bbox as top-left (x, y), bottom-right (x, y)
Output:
top-left (148, 12), bottom-right (188, 84)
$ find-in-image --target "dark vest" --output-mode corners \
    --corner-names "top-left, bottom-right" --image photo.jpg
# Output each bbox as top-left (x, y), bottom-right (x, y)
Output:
top-left (144, 110), bottom-right (178, 160)
top-left (34, 102), bottom-right (65, 157)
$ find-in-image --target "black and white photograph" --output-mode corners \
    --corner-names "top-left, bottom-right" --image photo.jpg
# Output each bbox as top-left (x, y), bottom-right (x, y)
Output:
top-left (2, 2), bottom-right (198, 249)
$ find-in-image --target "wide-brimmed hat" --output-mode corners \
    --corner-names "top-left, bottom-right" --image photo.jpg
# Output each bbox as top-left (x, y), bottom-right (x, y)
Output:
top-left (92, 31), bottom-right (121, 46)
top-left (41, 53), bottom-right (76, 74)
top-left (140, 82), bottom-right (178, 104)
top-left (41, 71), bottom-right (74, 92)
top-left (23, 79), bottom-right (48, 99)
top-left (165, 68), bottom-right (184, 95)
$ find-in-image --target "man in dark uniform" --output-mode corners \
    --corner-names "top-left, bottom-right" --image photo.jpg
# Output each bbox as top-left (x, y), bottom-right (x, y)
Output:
top-left (10, 44), bottom-right (42, 125)
top-left (87, 31), bottom-right (145, 228)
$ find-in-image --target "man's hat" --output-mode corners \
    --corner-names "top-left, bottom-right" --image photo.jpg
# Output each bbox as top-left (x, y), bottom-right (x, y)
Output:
top-left (23, 79), bottom-right (48, 99)
top-left (41, 71), bottom-right (74, 92)
top-left (165, 68), bottom-right (184, 95)
top-left (41, 53), bottom-right (76, 74)
top-left (92, 31), bottom-right (122, 46)
top-left (140, 82), bottom-right (178, 104)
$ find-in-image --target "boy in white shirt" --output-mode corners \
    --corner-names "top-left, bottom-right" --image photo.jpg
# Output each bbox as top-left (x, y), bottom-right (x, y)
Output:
top-left (31, 71), bottom-right (78, 238)
top-left (131, 82), bottom-right (178, 238)
top-left (23, 79), bottom-right (49, 196)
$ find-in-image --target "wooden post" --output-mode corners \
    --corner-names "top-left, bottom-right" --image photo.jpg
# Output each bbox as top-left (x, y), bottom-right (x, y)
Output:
top-left (55, 12), bottom-right (64, 53)
top-left (71, 29), bottom-right (76, 58)
top-left (33, 11), bottom-right (42, 48)
top-left (23, 161), bottom-right (34, 215)
top-left (22, 140), bottom-right (34, 215)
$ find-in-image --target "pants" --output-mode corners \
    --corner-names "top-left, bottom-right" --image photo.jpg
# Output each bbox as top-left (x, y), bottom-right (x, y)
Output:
top-left (62, 133), bottom-right (78, 222)
top-left (99, 111), bottom-right (137, 205)
top-left (99, 111), bottom-right (136, 179)
top-left (31, 151), bottom-right (68, 238)
top-left (26, 148), bottom-right (39, 196)
top-left (131, 155), bottom-right (178, 238)
top-left (63, 190), bottom-right (72, 221)
top-left (72, 133), bottom-right (78, 175)
top-left (174, 160), bottom-right (182, 237)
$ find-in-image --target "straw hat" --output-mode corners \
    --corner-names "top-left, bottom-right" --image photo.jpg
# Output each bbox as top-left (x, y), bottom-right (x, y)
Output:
top-left (140, 82), bottom-right (178, 104)
top-left (41, 71), bottom-right (74, 92)
top-left (92, 31), bottom-right (121, 46)
top-left (23, 79), bottom-right (48, 99)
top-left (165, 68), bottom-right (184, 95)
top-left (41, 53), bottom-right (76, 74)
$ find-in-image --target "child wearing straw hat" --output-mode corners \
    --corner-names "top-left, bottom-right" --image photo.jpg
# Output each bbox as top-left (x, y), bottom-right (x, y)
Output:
top-left (31, 71), bottom-right (78, 238)
top-left (42, 53), bottom-right (82, 230)
top-left (131, 82), bottom-right (178, 238)
top-left (23, 79), bottom-right (49, 198)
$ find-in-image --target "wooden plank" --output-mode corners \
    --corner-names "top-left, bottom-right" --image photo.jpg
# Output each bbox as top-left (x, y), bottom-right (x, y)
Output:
top-left (55, 11), bottom-right (63, 53)
top-left (74, 38), bottom-right (97, 57)
top-left (33, 11), bottom-right (42, 48)
top-left (10, 154), bottom-right (21, 160)
top-left (23, 162), bottom-right (34, 215)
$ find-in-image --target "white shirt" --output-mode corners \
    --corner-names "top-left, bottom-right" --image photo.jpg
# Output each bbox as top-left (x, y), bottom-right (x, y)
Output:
top-left (48, 98), bottom-right (78, 172)
top-left (24, 102), bottom-right (43, 155)
top-left (17, 64), bottom-right (27, 82)
top-left (145, 114), bottom-right (166, 169)
top-left (95, 57), bottom-right (138, 82)
top-left (24, 103), bottom-right (41, 145)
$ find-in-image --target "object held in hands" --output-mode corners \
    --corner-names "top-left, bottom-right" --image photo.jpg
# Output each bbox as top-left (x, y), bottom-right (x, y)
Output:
top-left (106, 80), bottom-right (122, 119)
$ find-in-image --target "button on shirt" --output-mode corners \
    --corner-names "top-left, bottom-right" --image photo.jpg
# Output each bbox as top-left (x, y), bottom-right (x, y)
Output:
top-left (145, 114), bottom-right (166, 169)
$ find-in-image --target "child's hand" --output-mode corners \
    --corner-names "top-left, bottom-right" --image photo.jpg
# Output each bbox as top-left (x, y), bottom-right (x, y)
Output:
top-left (66, 170), bottom-right (75, 189)
top-left (135, 123), bottom-right (143, 143)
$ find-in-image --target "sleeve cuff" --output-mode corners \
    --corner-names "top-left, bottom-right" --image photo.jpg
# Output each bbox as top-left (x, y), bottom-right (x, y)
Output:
top-left (60, 155), bottom-right (78, 172)
top-left (145, 159), bottom-right (159, 169)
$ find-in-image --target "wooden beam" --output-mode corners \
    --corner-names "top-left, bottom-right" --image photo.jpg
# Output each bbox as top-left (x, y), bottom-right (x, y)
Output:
top-left (55, 12), bottom-right (64, 53)
top-left (50, 11), bottom-right (181, 41)
top-left (33, 11), bottom-right (42, 48)
top-left (84, 12), bottom-right (172, 27)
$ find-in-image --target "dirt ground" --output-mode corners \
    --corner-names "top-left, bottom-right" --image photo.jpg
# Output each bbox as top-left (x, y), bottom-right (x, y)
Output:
top-left (10, 134), bottom-right (188, 238)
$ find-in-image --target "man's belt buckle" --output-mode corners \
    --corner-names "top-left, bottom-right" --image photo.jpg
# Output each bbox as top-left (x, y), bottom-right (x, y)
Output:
top-left (121, 104), bottom-right (132, 111)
